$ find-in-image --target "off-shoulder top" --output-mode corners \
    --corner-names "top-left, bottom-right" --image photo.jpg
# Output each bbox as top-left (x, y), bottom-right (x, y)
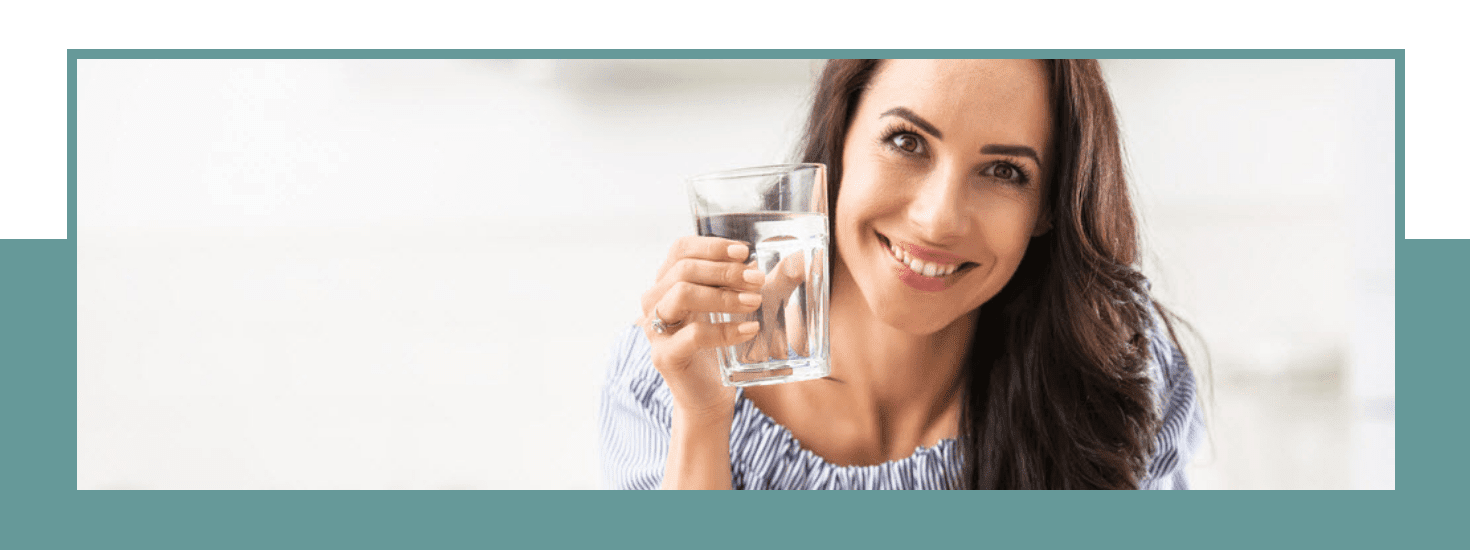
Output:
top-left (596, 309), bottom-right (1204, 490)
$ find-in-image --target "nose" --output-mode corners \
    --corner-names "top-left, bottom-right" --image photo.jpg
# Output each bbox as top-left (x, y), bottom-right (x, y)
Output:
top-left (906, 163), bottom-right (971, 245)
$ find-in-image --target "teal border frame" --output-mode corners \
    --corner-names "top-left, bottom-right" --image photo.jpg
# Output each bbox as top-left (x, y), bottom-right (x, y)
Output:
top-left (6, 49), bottom-right (1421, 546)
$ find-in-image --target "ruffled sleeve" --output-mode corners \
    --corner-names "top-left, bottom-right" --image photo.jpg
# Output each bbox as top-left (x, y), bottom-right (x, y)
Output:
top-left (1138, 306), bottom-right (1207, 490)
top-left (596, 324), bottom-right (674, 490)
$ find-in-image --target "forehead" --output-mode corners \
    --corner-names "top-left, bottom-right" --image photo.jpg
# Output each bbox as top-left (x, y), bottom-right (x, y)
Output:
top-left (861, 59), bottom-right (1053, 150)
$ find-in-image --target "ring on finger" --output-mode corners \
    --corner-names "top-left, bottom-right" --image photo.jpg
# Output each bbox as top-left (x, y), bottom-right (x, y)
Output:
top-left (651, 309), bottom-right (686, 335)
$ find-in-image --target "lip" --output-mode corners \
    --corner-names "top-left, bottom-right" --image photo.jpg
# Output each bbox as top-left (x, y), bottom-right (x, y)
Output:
top-left (896, 242), bottom-right (967, 265)
top-left (875, 232), bottom-right (976, 292)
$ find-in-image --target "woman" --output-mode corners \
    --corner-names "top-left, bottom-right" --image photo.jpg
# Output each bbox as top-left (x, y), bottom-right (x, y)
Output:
top-left (599, 59), bottom-right (1204, 489)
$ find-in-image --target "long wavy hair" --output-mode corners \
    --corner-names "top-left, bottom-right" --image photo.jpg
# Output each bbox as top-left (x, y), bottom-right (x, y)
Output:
top-left (798, 59), bottom-right (1176, 489)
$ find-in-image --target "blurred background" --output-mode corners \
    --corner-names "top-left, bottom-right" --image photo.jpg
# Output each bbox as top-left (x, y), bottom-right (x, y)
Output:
top-left (77, 58), bottom-right (1394, 489)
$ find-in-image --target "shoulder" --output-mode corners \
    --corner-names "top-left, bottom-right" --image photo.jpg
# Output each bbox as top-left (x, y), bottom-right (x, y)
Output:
top-left (1138, 295), bottom-right (1207, 489)
top-left (599, 323), bottom-right (674, 431)
top-left (597, 324), bottom-right (676, 489)
top-left (1142, 303), bottom-right (1190, 405)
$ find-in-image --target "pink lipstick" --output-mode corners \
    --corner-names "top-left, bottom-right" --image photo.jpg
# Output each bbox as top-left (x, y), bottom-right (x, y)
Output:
top-left (897, 267), bottom-right (947, 292)
top-left (877, 232), bottom-right (976, 293)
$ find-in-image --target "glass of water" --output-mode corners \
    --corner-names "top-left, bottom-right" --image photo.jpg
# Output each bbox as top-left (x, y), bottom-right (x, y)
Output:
top-left (687, 164), bottom-right (830, 387)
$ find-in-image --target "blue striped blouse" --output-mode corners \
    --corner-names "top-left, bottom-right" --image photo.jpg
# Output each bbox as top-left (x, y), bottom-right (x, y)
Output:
top-left (597, 310), bottom-right (1205, 490)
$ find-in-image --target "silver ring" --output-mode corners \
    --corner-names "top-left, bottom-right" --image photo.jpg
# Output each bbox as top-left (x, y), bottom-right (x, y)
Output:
top-left (651, 311), bottom-right (684, 334)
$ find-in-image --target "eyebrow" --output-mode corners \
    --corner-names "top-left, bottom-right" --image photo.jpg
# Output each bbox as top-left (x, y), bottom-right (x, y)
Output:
top-left (981, 144), bottom-right (1041, 165)
top-left (880, 107), bottom-right (943, 140)
top-left (881, 107), bottom-right (1042, 165)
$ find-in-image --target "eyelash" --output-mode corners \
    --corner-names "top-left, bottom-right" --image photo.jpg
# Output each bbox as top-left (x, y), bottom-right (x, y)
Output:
top-left (876, 122), bottom-right (1035, 186)
top-left (987, 156), bottom-right (1034, 186)
top-left (877, 122), bottom-right (927, 156)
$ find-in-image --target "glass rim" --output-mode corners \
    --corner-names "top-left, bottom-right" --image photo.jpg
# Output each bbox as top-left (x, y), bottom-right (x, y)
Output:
top-left (687, 163), bottom-right (825, 183)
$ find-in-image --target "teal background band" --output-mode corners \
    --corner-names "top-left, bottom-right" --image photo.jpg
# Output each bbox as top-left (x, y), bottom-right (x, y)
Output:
top-left (2, 49), bottom-right (1426, 547)
top-left (68, 48), bottom-right (1400, 59)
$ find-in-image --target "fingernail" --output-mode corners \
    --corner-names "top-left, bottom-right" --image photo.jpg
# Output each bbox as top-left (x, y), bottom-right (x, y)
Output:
top-left (737, 321), bottom-right (759, 334)
top-left (742, 269), bottom-right (764, 284)
top-left (738, 292), bottom-right (761, 306)
top-left (727, 244), bottom-right (749, 260)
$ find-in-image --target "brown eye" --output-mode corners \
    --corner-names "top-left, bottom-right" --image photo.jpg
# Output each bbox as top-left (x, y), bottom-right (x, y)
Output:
top-left (891, 133), bottom-right (922, 153)
top-left (984, 162), bottom-right (1029, 184)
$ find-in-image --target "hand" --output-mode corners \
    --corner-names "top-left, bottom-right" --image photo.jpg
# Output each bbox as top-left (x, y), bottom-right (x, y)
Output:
top-left (740, 249), bottom-right (812, 363)
top-left (639, 236), bottom-right (766, 418)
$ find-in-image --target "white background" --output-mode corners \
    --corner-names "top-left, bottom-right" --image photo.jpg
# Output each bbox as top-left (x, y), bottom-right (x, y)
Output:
top-left (3, 3), bottom-right (1465, 239)
top-left (75, 58), bottom-right (1394, 489)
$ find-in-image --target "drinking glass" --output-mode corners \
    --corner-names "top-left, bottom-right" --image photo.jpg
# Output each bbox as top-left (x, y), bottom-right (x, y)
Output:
top-left (687, 164), bottom-right (830, 387)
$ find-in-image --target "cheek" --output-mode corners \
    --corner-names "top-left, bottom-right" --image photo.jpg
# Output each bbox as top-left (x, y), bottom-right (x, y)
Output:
top-left (975, 195), bottom-right (1043, 259)
top-left (834, 172), bottom-right (903, 230)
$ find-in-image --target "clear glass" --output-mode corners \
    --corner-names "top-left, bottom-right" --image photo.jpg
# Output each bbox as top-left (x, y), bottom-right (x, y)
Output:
top-left (687, 164), bottom-right (830, 387)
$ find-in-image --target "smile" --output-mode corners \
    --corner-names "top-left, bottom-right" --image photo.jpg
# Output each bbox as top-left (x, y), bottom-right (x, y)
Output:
top-left (889, 243), bottom-right (959, 276)
top-left (876, 232), bottom-right (978, 290)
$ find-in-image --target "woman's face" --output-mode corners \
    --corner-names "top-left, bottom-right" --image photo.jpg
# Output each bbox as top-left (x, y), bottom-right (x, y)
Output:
top-left (834, 59), bottom-right (1054, 335)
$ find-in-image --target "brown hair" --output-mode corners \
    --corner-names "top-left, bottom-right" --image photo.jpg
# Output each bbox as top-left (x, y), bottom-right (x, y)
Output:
top-left (798, 59), bottom-right (1171, 489)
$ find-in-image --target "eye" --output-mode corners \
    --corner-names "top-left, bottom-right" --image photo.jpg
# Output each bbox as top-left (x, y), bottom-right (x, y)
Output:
top-left (888, 133), bottom-right (925, 154)
top-left (983, 161), bottom-right (1031, 184)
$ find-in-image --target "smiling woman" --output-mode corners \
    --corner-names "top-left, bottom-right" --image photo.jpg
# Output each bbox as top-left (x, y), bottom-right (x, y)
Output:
top-left (599, 59), bottom-right (1204, 489)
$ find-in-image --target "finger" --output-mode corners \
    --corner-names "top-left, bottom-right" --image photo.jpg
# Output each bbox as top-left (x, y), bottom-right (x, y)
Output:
top-left (658, 236), bottom-right (752, 279)
top-left (780, 250), bottom-right (807, 280)
top-left (656, 320), bottom-right (760, 373)
top-left (644, 239), bottom-right (760, 315)
top-left (785, 299), bottom-right (808, 357)
top-left (652, 281), bottom-right (762, 324)
top-left (761, 296), bottom-right (787, 361)
top-left (741, 325), bottom-right (769, 364)
top-left (769, 327), bottom-right (789, 360)
top-left (641, 265), bottom-right (763, 320)
top-left (764, 250), bottom-right (807, 298)
top-left (668, 258), bottom-right (766, 292)
top-left (791, 248), bottom-right (819, 357)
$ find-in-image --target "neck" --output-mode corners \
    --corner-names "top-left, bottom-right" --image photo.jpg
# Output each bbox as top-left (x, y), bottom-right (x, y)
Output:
top-left (822, 262), bottom-right (975, 428)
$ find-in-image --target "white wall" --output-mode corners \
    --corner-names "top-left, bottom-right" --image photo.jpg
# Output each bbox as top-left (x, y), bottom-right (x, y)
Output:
top-left (77, 58), bottom-right (1394, 489)
top-left (1107, 59), bottom-right (1394, 394)
top-left (1102, 59), bottom-right (1395, 489)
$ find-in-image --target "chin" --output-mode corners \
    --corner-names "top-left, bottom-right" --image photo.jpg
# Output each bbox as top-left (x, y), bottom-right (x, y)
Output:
top-left (871, 300), bottom-right (975, 337)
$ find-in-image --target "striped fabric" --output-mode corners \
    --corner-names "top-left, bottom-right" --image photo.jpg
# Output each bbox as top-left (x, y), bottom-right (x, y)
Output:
top-left (1138, 312), bottom-right (1207, 490)
top-left (598, 308), bottom-right (1205, 490)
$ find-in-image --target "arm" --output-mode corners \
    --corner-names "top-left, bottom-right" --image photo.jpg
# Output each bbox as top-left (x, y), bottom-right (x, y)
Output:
top-left (662, 405), bottom-right (735, 490)
top-left (597, 325), bottom-right (737, 490)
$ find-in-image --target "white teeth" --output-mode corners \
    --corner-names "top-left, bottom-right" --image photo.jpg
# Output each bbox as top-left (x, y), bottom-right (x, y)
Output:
top-left (885, 237), bottom-right (960, 277)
